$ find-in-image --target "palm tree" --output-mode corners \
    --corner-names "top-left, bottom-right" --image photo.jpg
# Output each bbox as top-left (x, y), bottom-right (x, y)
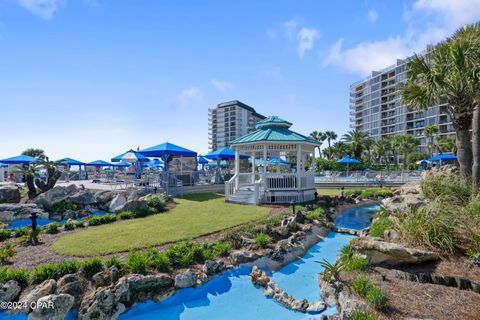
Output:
top-left (309, 131), bottom-right (326, 158)
top-left (423, 125), bottom-right (438, 157)
top-left (397, 135), bottom-right (420, 172)
top-left (21, 148), bottom-right (45, 160)
top-left (372, 139), bottom-right (390, 168)
top-left (327, 142), bottom-right (351, 160)
top-left (363, 136), bottom-right (375, 165)
top-left (436, 136), bottom-right (457, 154)
top-left (341, 129), bottom-right (369, 159)
top-left (385, 135), bottom-right (402, 171)
top-left (401, 33), bottom-right (477, 177)
top-left (324, 131), bottom-right (338, 160)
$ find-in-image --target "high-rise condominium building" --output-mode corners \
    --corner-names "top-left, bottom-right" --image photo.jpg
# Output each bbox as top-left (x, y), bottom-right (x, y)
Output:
top-left (208, 100), bottom-right (266, 152)
top-left (349, 52), bottom-right (456, 153)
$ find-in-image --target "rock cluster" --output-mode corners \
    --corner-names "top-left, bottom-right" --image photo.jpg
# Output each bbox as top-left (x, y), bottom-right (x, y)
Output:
top-left (0, 184), bottom-right (21, 203)
top-left (0, 203), bottom-right (47, 223)
top-left (250, 267), bottom-right (325, 314)
top-left (350, 237), bottom-right (439, 266)
top-left (382, 181), bottom-right (426, 213)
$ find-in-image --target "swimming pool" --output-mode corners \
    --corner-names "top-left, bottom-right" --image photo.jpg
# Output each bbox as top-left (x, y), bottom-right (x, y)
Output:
top-left (334, 204), bottom-right (381, 230)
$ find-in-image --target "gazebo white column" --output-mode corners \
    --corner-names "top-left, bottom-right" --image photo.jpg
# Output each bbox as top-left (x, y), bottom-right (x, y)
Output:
top-left (296, 145), bottom-right (302, 190)
top-left (312, 149), bottom-right (316, 174)
top-left (251, 152), bottom-right (255, 183)
top-left (263, 145), bottom-right (267, 174)
top-left (235, 150), bottom-right (240, 189)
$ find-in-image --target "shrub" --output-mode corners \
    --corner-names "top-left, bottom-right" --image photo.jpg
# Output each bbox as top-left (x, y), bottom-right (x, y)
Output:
top-left (32, 264), bottom-right (59, 283)
top-left (305, 207), bottom-right (326, 222)
top-left (0, 229), bottom-right (12, 241)
top-left (165, 242), bottom-right (195, 267)
top-left (105, 256), bottom-right (124, 270)
top-left (88, 214), bottom-right (117, 226)
top-left (127, 252), bottom-right (147, 273)
top-left (261, 215), bottom-right (283, 228)
top-left (44, 222), bottom-right (60, 234)
top-left (350, 309), bottom-right (375, 320)
top-left (13, 227), bottom-right (30, 238)
top-left (213, 242), bottom-right (231, 257)
top-left (82, 258), bottom-right (104, 278)
top-left (369, 210), bottom-right (395, 238)
top-left (345, 257), bottom-right (369, 272)
top-left (255, 233), bottom-right (272, 248)
top-left (146, 194), bottom-right (166, 212)
top-left (219, 230), bottom-right (243, 249)
top-left (75, 221), bottom-right (85, 228)
top-left (51, 199), bottom-right (77, 212)
top-left (319, 259), bottom-right (344, 283)
top-left (367, 287), bottom-right (388, 309)
top-left (132, 208), bottom-right (152, 218)
top-left (146, 250), bottom-right (170, 272)
top-left (119, 211), bottom-right (134, 220)
top-left (421, 171), bottom-right (471, 205)
top-left (57, 260), bottom-right (80, 277)
top-left (361, 188), bottom-right (393, 198)
top-left (0, 267), bottom-right (30, 287)
top-left (340, 245), bottom-right (354, 261)
top-left (63, 220), bottom-right (75, 231)
top-left (351, 275), bottom-right (373, 297)
top-left (0, 243), bottom-right (15, 263)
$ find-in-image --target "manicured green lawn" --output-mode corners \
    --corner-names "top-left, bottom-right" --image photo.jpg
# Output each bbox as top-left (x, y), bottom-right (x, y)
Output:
top-left (52, 193), bottom-right (270, 257)
top-left (316, 188), bottom-right (355, 196)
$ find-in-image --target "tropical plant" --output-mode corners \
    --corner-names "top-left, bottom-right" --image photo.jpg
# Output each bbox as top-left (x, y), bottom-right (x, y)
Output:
top-left (63, 220), bottom-right (75, 231)
top-left (401, 27), bottom-right (478, 178)
top-left (44, 222), bottom-right (60, 234)
top-left (255, 233), bottom-right (272, 248)
top-left (105, 255), bottom-right (124, 270)
top-left (0, 267), bottom-right (30, 287)
top-left (324, 131), bottom-right (338, 160)
top-left (423, 124), bottom-right (438, 157)
top-left (146, 194), bottom-right (166, 212)
top-left (82, 258), bottom-right (104, 278)
top-left (21, 148), bottom-right (45, 160)
top-left (127, 252), bottom-right (147, 273)
top-left (34, 157), bottom-right (62, 193)
top-left (0, 243), bottom-right (15, 263)
top-left (318, 258), bottom-right (344, 283)
top-left (397, 135), bottom-right (419, 171)
top-left (435, 135), bottom-right (457, 154)
top-left (349, 309), bottom-right (375, 320)
top-left (309, 131), bottom-right (326, 158)
top-left (372, 139), bottom-right (391, 169)
top-left (342, 130), bottom-right (370, 159)
top-left (362, 136), bottom-right (375, 165)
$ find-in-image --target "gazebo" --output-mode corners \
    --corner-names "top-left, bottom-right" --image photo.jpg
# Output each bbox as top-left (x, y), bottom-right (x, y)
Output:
top-left (227, 116), bottom-right (319, 204)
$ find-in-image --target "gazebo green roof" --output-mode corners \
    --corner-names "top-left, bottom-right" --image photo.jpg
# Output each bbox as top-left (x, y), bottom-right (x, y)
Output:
top-left (230, 116), bottom-right (319, 145)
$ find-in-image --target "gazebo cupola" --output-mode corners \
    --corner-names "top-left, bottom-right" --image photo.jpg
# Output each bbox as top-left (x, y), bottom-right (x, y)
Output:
top-left (226, 116), bottom-right (320, 204)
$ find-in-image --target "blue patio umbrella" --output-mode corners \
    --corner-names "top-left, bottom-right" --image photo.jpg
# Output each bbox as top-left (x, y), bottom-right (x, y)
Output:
top-left (336, 156), bottom-right (361, 175)
top-left (111, 150), bottom-right (150, 163)
top-left (113, 161), bottom-right (131, 167)
top-left (57, 158), bottom-right (86, 166)
top-left (428, 154), bottom-right (458, 161)
top-left (198, 156), bottom-right (209, 164)
top-left (86, 160), bottom-right (113, 167)
top-left (0, 163), bottom-right (7, 168)
top-left (268, 156), bottom-right (287, 165)
top-left (139, 142), bottom-right (197, 173)
top-left (0, 155), bottom-right (37, 165)
top-left (204, 148), bottom-right (249, 160)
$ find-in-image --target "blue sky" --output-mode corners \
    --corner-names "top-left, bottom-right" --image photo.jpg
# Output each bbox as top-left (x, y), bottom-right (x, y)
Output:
top-left (1, 0), bottom-right (480, 161)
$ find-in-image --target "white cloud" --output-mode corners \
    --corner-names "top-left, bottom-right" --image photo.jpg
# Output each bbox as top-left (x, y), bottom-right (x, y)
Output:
top-left (177, 87), bottom-right (202, 107)
top-left (367, 10), bottom-right (378, 23)
top-left (15, 0), bottom-right (62, 19)
top-left (297, 27), bottom-right (320, 59)
top-left (283, 19), bottom-right (298, 40)
top-left (323, 0), bottom-right (480, 76)
top-left (210, 79), bottom-right (234, 92)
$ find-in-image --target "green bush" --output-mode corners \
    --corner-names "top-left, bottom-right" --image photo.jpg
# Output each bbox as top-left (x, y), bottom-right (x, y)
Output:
top-left (146, 194), bottom-right (166, 212)
top-left (13, 227), bottom-right (30, 238)
top-left (255, 233), bottom-right (272, 248)
top-left (146, 250), bottom-right (170, 272)
top-left (44, 222), bottom-right (60, 234)
top-left (132, 208), bottom-right (153, 218)
top-left (57, 260), bottom-right (80, 276)
top-left (0, 229), bottom-right (12, 241)
top-left (127, 252), bottom-right (147, 273)
top-left (32, 264), bottom-right (59, 283)
top-left (63, 220), bottom-right (75, 231)
top-left (0, 243), bottom-right (15, 263)
top-left (82, 257), bottom-right (104, 278)
top-left (349, 309), bottom-right (375, 320)
top-left (305, 207), bottom-right (326, 222)
top-left (119, 211), bottom-right (134, 220)
top-left (213, 242), bottom-right (231, 257)
top-left (105, 255), bottom-right (124, 270)
top-left (75, 221), bottom-right (85, 228)
top-left (319, 259), bottom-right (344, 283)
top-left (369, 210), bottom-right (395, 238)
top-left (351, 275), bottom-right (373, 297)
top-left (165, 242), bottom-right (192, 267)
top-left (261, 215), bottom-right (283, 228)
top-left (88, 214), bottom-right (117, 226)
top-left (51, 200), bottom-right (77, 212)
top-left (367, 287), bottom-right (388, 309)
top-left (421, 171), bottom-right (472, 205)
top-left (361, 188), bottom-right (393, 198)
top-left (345, 257), bottom-right (369, 272)
top-left (0, 267), bottom-right (30, 287)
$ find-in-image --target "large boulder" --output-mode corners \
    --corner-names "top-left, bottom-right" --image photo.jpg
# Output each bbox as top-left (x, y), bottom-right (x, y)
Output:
top-left (202, 260), bottom-right (225, 275)
top-left (0, 203), bottom-right (47, 223)
top-left (95, 191), bottom-right (115, 210)
top-left (33, 185), bottom-right (78, 210)
top-left (19, 279), bottom-right (56, 312)
top-left (0, 280), bottom-right (21, 304)
top-left (56, 273), bottom-right (87, 306)
top-left (381, 194), bottom-right (426, 213)
top-left (69, 190), bottom-right (97, 206)
top-left (115, 199), bottom-right (148, 214)
top-left (351, 237), bottom-right (439, 266)
top-left (27, 293), bottom-right (74, 320)
top-left (337, 288), bottom-right (370, 320)
top-left (174, 270), bottom-right (197, 288)
top-left (108, 194), bottom-right (127, 213)
top-left (393, 181), bottom-right (421, 195)
top-left (79, 273), bottom-right (172, 320)
top-left (0, 184), bottom-right (20, 203)
top-left (231, 251), bottom-right (260, 264)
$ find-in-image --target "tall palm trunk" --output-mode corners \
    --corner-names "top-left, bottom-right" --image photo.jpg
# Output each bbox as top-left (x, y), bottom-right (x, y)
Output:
top-left (472, 102), bottom-right (480, 188)
top-left (452, 105), bottom-right (473, 176)
top-left (327, 139), bottom-right (331, 160)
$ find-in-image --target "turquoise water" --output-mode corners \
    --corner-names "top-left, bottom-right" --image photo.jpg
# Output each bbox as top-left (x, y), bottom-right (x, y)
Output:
top-left (0, 205), bottom-right (377, 320)
top-left (5, 211), bottom-right (109, 229)
top-left (334, 204), bottom-right (381, 230)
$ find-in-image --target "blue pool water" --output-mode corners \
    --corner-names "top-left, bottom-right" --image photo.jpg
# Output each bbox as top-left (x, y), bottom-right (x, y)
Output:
top-left (5, 211), bottom-right (109, 230)
top-left (334, 204), bottom-right (381, 230)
